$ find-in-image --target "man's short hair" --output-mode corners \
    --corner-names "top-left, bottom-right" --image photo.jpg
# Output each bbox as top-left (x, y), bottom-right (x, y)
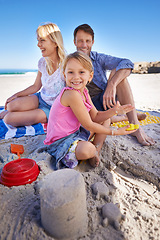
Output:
top-left (74, 24), bottom-right (94, 41)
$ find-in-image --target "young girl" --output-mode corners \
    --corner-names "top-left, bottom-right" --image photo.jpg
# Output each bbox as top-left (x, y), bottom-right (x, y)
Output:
top-left (44, 51), bottom-right (136, 168)
top-left (0, 23), bottom-right (66, 127)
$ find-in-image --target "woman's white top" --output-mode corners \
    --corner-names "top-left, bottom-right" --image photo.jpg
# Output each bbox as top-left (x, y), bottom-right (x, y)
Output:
top-left (38, 57), bottom-right (65, 106)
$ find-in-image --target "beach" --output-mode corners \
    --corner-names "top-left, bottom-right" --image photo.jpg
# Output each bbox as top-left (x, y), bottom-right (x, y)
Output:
top-left (0, 72), bottom-right (36, 106)
top-left (0, 73), bottom-right (160, 240)
top-left (1, 72), bottom-right (160, 112)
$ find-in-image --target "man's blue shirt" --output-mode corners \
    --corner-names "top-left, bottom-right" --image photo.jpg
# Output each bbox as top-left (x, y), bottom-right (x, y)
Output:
top-left (90, 51), bottom-right (134, 90)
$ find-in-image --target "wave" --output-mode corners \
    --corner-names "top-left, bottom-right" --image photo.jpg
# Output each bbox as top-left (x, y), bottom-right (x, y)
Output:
top-left (0, 69), bottom-right (37, 75)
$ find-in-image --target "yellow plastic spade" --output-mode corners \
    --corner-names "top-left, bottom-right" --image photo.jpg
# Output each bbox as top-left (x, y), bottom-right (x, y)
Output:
top-left (118, 123), bottom-right (139, 131)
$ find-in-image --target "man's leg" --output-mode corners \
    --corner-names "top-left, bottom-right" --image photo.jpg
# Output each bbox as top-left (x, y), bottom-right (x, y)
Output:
top-left (108, 69), bottom-right (147, 123)
top-left (110, 112), bottom-right (146, 123)
top-left (91, 81), bottom-right (146, 123)
top-left (110, 69), bottom-right (155, 146)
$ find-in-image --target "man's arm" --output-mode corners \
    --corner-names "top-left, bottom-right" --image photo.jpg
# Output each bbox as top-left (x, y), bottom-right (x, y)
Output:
top-left (91, 52), bottom-right (134, 109)
top-left (97, 52), bottom-right (134, 71)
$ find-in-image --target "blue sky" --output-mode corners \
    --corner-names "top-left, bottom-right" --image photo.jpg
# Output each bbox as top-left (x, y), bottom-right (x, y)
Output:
top-left (0, 0), bottom-right (159, 69)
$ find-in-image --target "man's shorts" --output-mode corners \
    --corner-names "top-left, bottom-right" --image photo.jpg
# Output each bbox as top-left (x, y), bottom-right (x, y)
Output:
top-left (91, 89), bottom-right (106, 111)
top-left (91, 89), bottom-right (117, 111)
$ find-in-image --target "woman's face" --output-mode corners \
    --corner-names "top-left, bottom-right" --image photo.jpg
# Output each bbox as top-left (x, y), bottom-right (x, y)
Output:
top-left (37, 35), bottom-right (57, 58)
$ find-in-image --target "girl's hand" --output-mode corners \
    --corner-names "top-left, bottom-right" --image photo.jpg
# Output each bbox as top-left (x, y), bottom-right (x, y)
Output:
top-left (5, 94), bottom-right (18, 110)
top-left (112, 125), bottom-right (137, 136)
top-left (113, 101), bottom-right (135, 115)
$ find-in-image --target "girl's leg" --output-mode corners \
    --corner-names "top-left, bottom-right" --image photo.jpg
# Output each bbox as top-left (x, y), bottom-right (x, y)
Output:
top-left (3, 109), bottom-right (47, 127)
top-left (75, 141), bottom-right (99, 167)
top-left (91, 118), bottom-right (110, 156)
top-left (84, 119), bottom-right (110, 167)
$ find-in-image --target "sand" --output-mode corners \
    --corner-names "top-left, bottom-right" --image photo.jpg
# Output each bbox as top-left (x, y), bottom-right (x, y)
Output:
top-left (0, 72), bottom-right (36, 106)
top-left (0, 73), bottom-right (160, 240)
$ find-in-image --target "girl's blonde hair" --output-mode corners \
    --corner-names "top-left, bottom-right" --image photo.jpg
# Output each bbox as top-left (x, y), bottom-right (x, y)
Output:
top-left (63, 51), bottom-right (93, 73)
top-left (37, 23), bottom-right (66, 75)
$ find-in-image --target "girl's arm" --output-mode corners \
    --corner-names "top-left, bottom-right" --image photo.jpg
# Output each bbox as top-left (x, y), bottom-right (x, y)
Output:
top-left (5, 71), bottom-right (42, 109)
top-left (61, 89), bottom-right (136, 136)
top-left (89, 94), bottom-right (134, 123)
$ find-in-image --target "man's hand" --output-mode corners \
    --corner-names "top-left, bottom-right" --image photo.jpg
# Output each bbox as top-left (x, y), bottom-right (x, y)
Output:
top-left (103, 81), bottom-right (116, 110)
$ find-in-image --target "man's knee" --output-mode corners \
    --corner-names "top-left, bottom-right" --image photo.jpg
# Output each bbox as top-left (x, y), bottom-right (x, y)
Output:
top-left (108, 69), bottom-right (116, 80)
top-left (117, 77), bottom-right (129, 90)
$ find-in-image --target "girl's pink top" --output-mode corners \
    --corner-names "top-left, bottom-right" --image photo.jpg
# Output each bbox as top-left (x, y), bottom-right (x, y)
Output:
top-left (44, 87), bottom-right (93, 145)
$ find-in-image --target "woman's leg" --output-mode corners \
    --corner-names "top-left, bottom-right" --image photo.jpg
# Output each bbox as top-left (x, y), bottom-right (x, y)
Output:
top-left (75, 141), bottom-right (99, 167)
top-left (7, 95), bottom-right (39, 112)
top-left (0, 110), bottom-right (8, 119)
top-left (3, 95), bottom-right (47, 126)
top-left (4, 109), bottom-right (47, 127)
top-left (0, 95), bottom-right (39, 119)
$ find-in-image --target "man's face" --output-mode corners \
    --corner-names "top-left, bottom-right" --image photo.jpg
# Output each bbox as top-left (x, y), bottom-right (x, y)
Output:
top-left (74, 30), bottom-right (94, 56)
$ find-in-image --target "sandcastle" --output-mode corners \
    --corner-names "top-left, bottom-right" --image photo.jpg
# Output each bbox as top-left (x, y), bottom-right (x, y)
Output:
top-left (39, 168), bottom-right (88, 239)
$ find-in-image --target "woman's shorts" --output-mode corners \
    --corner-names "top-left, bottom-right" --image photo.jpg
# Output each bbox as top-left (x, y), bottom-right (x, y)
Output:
top-left (34, 92), bottom-right (51, 120)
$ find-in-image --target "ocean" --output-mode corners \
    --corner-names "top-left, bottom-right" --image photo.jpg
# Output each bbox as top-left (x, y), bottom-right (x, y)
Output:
top-left (0, 69), bottom-right (37, 75)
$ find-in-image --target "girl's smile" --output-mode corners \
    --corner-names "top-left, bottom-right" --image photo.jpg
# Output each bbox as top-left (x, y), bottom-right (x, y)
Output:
top-left (64, 58), bottom-right (93, 92)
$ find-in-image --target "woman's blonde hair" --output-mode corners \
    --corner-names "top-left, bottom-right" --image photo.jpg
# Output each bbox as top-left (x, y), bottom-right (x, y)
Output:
top-left (37, 23), bottom-right (66, 75)
top-left (63, 51), bottom-right (93, 73)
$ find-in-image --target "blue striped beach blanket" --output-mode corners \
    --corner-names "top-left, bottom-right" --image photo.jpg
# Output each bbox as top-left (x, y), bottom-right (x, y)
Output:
top-left (0, 108), bottom-right (45, 140)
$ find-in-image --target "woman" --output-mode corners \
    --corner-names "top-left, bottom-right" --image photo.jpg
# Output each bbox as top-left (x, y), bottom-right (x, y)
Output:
top-left (0, 23), bottom-right (66, 127)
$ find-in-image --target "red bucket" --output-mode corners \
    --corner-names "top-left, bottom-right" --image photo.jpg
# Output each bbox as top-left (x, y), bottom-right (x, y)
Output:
top-left (0, 158), bottom-right (40, 187)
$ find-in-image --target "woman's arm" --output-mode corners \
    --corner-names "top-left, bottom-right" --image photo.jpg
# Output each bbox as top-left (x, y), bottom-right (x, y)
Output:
top-left (5, 71), bottom-right (42, 109)
top-left (13, 71), bottom-right (42, 97)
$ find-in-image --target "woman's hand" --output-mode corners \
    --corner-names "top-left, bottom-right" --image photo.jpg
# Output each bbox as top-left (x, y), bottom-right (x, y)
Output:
top-left (5, 94), bottom-right (18, 110)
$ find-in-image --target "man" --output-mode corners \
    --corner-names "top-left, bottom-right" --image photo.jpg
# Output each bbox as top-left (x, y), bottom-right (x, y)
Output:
top-left (73, 24), bottom-right (154, 146)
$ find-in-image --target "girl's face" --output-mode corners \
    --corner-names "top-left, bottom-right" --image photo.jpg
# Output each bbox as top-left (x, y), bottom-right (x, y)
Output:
top-left (37, 35), bottom-right (57, 58)
top-left (64, 58), bottom-right (93, 92)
